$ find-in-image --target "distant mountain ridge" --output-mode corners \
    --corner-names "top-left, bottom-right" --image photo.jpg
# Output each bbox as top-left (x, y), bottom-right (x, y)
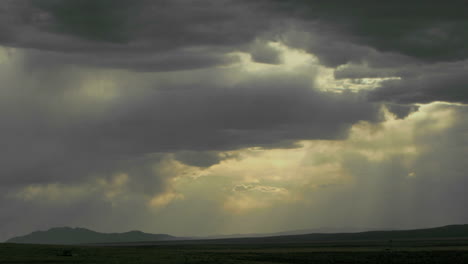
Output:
top-left (192, 224), bottom-right (468, 245)
top-left (270, 224), bottom-right (468, 243)
top-left (6, 227), bottom-right (174, 245)
top-left (6, 224), bottom-right (468, 245)
top-left (201, 227), bottom-right (379, 240)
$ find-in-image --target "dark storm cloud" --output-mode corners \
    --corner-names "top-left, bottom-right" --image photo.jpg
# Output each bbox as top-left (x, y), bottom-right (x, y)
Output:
top-left (266, 0), bottom-right (468, 104)
top-left (249, 40), bottom-right (282, 64)
top-left (334, 64), bottom-right (408, 80)
top-left (2, 0), bottom-right (466, 103)
top-left (174, 151), bottom-right (238, 168)
top-left (368, 60), bottom-right (468, 104)
top-left (272, 0), bottom-right (468, 63)
top-left (0, 0), bottom-right (275, 71)
top-left (385, 103), bottom-right (420, 119)
top-left (84, 76), bottom-right (378, 152)
top-left (0, 61), bottom-right (379, 186)
top-left (24, 48), bottom-right (239, 72)
top-left (31, 0), bottom-right (136, 43)
top-left (333, 58), bottom-right (468, 104)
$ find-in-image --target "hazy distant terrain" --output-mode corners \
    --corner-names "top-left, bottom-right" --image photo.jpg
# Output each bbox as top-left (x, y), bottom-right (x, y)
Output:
top-left (200, 227), bottom-right (376, 240)
top-left (5, 225), bottom-right (468, 263)
top-left (7, 224), bottom-right (468, 246)
top-left (143, 224), bottom-right (468, 246)
top-left (6, 227), bottom-right (174, 245)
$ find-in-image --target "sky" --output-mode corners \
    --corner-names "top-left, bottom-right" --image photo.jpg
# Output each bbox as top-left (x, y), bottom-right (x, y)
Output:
top-left (0, 0), bottom-right (467, 241)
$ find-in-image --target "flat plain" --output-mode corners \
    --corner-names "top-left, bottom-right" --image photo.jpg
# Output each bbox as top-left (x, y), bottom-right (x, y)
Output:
top-left (2, 239), bottom-right (468, 264)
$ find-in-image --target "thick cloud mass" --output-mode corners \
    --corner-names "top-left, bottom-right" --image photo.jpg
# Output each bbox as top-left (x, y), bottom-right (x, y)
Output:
top-left (0, 0), bottom-right (273, 71)
top-left (368, 60), bottom-right (468, 104)
top-left (273, 0), bottom-right (468, 62)
top-left (0, 0), bottom-right (467, 241)
top-left (271, 0), bottom-right (468, 104)
top-left (0, 55), bottom-right (378, 185)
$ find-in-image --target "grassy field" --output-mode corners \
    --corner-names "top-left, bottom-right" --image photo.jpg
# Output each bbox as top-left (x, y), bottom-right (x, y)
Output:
top-left (2, 240), bottom-right (468, 264)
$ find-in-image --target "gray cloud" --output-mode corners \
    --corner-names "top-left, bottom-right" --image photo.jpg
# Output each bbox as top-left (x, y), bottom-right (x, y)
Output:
top-left (0, 0), bottom-right (276, 71)
top-left (2, 0), bottom-right (466, 104)
top-left (385, 103), bottom-right (420, 119)
top-left (272, 0), bottom-right (468, 63)
top-left (31, 0), bottom-right (137, 43)
top-left (1, 0), bottom-right (467, 241)
top-left (0, 52), bottom-right (379, 188)
top-left (248, 40), bottom-right (282, 64)
top-left (0, 152), bottom-right (181, 241)
top-left (0, 183), bottom-right (162, 242)
top-left (24, 48), bottom-right (239, 72)
top-left (233, 184), bottom-right (255, 192)
top-left (82, 77), bottom-right (378, 152)
top-left (269, 1), bottom-right (468, 104)
top-left (368, 60), bottom-right (468, 104)
top-left (174, 151), bottom-right (238, 168)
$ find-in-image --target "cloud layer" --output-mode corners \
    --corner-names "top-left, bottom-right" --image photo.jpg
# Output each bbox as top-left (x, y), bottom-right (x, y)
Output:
top-left (0, 0), bottom-right (466, 241)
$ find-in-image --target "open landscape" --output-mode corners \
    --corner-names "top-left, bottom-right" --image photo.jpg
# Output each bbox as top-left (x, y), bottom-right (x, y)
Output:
top-left (3, 225), bottom-right (468, 263)
top-left (3, 240), bottom-right (468, 264)
top-left (1, 1), bottom-right (467, 263)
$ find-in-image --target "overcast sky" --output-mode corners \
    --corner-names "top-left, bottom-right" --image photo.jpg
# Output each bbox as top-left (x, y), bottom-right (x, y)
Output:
top-left (1, 0), bottom-right (467, 241)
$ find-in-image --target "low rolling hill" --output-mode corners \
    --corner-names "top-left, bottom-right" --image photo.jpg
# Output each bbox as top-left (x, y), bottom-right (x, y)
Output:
top-left (6, 224), bottom-right (468, 245)
top-left (6, 227), bottom-right (175, 245)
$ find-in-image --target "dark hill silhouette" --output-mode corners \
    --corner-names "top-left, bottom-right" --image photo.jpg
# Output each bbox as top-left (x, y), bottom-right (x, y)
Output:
top-left (117, 224), bottom-right (468, 246)
top-left (192, 224), bottom-right (468, 245)
top-left (6, 224), bottom-right (468, 245)
top-left (6, 227), bottom-right (174, 245)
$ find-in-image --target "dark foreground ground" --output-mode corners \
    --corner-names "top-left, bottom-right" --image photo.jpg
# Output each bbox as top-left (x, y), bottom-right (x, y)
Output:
top-left (2, 239), bottom-right (468, 264)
